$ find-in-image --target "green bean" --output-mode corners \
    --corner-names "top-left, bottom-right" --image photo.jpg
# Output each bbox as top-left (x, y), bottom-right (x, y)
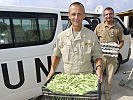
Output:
top-left (45, 73), bottom-right (98, 95)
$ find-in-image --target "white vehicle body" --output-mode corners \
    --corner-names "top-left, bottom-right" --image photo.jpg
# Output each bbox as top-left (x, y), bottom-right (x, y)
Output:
top-left (115, 16), bottom-right (131, 63)
top-left (0, 6), bottom-right (64, 100)
top-left (0, 6), bottom-right (131, 100)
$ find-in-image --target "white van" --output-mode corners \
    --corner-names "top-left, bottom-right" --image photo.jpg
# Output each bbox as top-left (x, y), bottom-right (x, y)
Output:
top-left (0, 6), bottom-right (131, 100)
top-left (0, 6), bottom-right (64, 100)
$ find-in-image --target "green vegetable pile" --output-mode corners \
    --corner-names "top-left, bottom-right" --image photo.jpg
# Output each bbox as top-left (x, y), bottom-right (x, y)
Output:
top-left (45, 73), bottom-right (98, 95)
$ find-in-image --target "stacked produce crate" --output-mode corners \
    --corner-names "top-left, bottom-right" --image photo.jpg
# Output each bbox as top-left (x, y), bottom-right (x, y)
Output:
top-left (100, 42), bottom-right (119, 57)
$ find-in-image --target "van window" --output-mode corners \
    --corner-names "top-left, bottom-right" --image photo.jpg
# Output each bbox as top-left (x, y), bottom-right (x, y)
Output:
top-left (0, 18), bottom-right (12, 44)
top-left (0, 11), bottom-right (58, 49)
top-left (61, 16), bottom-right (70, 30)
top-left (114, 18), bottom-right (128, 35)
top-left (13, 18), bottom-right (37, 43)
top-left (61, 16), bottom-right (100, 31)
top-left (83, 20), bottom-right (91, 30)
top-left (38, 18), bottom-right (56, 41)
top-left (62, 20), bottom-right (69, 30)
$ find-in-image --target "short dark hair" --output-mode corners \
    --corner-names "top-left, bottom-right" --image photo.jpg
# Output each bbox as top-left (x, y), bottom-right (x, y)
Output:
top-left (69, 2), bottom-right (85, 13)
top-left (104, 7), bottom-right (114, 14)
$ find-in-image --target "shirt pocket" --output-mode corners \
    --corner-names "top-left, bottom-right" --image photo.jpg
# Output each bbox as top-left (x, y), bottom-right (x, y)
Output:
top-left (81, 40), bottom-right (93, 61)
top-left (99, 29), bottom-right (107, 38)
top-left (98, 29), bottom-right (108, 42)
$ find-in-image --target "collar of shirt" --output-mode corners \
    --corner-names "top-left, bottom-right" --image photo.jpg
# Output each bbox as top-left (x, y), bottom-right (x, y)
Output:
top-left (66, 26), bottom-right (86, 41)
top-left (103, 21), bottom-right (116, 29)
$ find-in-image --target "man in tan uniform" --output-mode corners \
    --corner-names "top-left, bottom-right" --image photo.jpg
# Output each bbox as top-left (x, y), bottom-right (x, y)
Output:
top-left (94, 7), bottom-right (124, 100)
top-left (48, 2), bottom-right (103, 82)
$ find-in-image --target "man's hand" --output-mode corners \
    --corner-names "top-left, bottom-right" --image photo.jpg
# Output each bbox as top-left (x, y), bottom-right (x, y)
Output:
top-left (96, 66), bottom-right (103, 83)
top-left (47, 71), bottom-right (54, 80)
top-left (47, 56), bottom-right (60, 80)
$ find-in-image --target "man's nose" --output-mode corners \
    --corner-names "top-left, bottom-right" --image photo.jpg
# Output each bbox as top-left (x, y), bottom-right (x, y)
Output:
top-left (75, 14), bottom-right (79, 19)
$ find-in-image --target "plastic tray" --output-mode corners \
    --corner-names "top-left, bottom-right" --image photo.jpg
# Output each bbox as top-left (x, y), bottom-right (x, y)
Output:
top-left (42, 74), bottom-right (101, 100)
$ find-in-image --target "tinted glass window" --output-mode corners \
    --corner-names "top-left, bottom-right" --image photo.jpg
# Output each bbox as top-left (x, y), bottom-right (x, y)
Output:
top-left (0, 18), bottom-right (12, 44)
top-left (38, 18), bottom-right (56, 41)
top-left (13, 18), bottom-right (38, 43)
top-left (0, 11), bottom-right (58, 49)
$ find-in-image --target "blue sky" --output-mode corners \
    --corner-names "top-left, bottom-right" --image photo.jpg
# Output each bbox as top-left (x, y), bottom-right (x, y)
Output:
top-left (0, 0), bottom-right (132, 13)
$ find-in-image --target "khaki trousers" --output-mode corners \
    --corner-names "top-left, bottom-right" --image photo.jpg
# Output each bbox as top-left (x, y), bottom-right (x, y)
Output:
top-left (102, 56), bottom-right (117, 100)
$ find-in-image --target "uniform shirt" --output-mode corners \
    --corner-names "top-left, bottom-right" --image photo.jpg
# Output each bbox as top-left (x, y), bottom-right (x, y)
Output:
top-left (94, 21), bottom-right (124, 43)
top-left (53, 26), bottom-right (102, 74)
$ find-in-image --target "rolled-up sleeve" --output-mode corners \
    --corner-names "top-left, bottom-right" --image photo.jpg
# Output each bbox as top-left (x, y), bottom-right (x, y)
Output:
top-left (53, 35), bottom-right (62, 57)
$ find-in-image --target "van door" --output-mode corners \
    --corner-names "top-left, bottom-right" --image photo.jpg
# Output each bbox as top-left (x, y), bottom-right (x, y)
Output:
top-left (114, 17), bottom-right (131, 73)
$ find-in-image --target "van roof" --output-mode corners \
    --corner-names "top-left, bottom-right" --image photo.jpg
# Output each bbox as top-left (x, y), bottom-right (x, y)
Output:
top-left (0, 5), bottom-right (102, 17)
top-left (0, 5), bottom-right (61, 13)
